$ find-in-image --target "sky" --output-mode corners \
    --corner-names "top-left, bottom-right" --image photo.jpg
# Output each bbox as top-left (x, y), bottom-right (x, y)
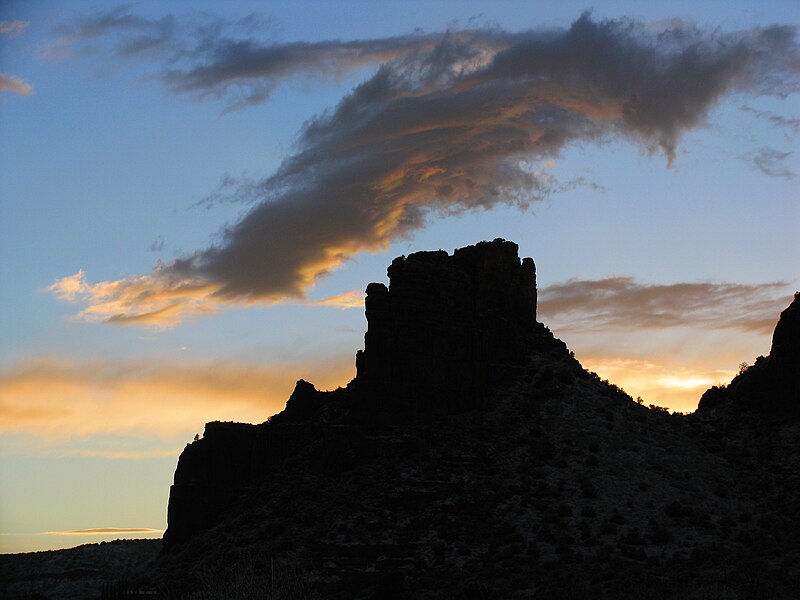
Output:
top-left (1, 0), bottom-right (798, 554)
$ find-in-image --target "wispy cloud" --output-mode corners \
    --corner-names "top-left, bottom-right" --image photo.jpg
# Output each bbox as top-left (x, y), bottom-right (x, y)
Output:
top-left (0, 73), bottom-right (33, 96)
top-left (0, 356), bottom-right (353, 439)
top-left (45, 6), bottom-right (460, 110)
top-left (148, 235), bottom-right (165, 252)
top-left (310, 290), bottom-right (365, 309)
top-left (742, 105), bottom-right (800, 134)
top-left (49, 12), bottom-right (800, 326)
top-left (47, 269), bottom-right (220, 328)
top-left (42, 527), bottom-right (162, 536)
top-left (539, 277), bottom-right (793, 333)
top-left (0, 20), bottom-right (28, 35)
top-left (740, 147), bottom-right (796, 179)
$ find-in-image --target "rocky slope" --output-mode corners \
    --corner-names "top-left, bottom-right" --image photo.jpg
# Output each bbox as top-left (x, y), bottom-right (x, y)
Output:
top-left (149, 240), bottom-right (800, 599)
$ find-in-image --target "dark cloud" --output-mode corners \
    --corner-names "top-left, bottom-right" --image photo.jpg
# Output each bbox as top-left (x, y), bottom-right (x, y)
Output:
top-left (48, 6), bottom-right (501, 110)
top-left (49, 12), bottom-right (800, 325)
top-left (740, 147), bottom-right (796, 179)
top-left (49, 5), bottom-right (177, 59)
top-left (539, 277), bottom-right (793, 333)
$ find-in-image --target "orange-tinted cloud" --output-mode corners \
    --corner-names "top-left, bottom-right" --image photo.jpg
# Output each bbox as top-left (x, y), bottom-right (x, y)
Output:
top-left (0, 356), bottom-right (354, 440)
top-left (43, 528), bottom-right (162, 536)
top-left (311, 290), bottom-right (365, 309)
top-left (0, 73), bottom-right (33, 96)
top-left (49, 14), bottom-right (800, 325)
top-left (48, 269), bottom-right (221, 328)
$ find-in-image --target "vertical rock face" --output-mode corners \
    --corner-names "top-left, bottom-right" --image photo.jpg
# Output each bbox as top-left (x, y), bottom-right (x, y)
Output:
top-left (354, 238), bottom-right (537, 411)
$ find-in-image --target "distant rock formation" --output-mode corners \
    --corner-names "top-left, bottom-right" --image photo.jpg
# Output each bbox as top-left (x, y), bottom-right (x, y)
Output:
top-left (355, 239), bottom-right (537, 411)
top-left (697, 292), bottom-right (800, 418)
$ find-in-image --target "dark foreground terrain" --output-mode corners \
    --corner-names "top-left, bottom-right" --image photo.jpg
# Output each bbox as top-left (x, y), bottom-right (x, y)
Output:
top-left (3, 240), bottom-right (798, 599)
top-left (0, 539), bottom-right (161, 599)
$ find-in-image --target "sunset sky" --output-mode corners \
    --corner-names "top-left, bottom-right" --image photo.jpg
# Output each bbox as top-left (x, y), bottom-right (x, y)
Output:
top-left (1, 1), bottom-right (798, 553)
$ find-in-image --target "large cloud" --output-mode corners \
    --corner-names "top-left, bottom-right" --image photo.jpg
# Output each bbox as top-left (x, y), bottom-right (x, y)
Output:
top-left (49, 12), bottom-right (800, 325)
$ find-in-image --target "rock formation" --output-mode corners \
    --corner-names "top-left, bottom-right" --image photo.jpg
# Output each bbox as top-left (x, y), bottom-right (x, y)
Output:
top-left (164, 239), bottom-right (543, 550)
top-left (355, 239), bottom-right (537, 411)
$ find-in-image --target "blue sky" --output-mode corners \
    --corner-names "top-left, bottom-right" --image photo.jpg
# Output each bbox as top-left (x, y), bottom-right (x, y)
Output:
top-left (1, 0), bottom-right (798, 553)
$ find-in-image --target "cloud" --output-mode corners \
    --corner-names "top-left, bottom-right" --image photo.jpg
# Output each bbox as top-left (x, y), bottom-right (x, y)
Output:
top-left (538, 277), bottom-right (793, 333)
top-left (740, 146), bottom-right (796, 179)
top-left (149, 235), bottom-right (165, 252)
top-left (42, 527), bottom-right (162, 536)
top-left (43, 6), bottom-right (177, 62)
top-left (48, 269), bottom-right (220, 328)
top-left (311, 290), bottom-right (365, 309)
top-left (0, 73), bottom-right (33, 96)
top-left (0, 20), bottom-right (35, 99)
top-left (46, 6), bottom-right (470, 110)
top-left (741, 105), bottom-right (800, 133)
top-left (0, 355), bottom-right (353, 440)
top-left (50, 13), bottom-right (800, 326)
top-left (0, 20), bottom-right (28, 35)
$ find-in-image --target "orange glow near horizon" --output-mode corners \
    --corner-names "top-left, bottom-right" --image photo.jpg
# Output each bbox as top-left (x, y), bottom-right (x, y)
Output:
top-left (0, 356), bottom-right (355, 444)
top-left (579, 356), bottom-right (736, 413)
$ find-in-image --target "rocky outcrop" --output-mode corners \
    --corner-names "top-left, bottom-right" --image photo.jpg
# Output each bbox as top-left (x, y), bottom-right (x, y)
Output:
top-left (697, 292), bottom-right (800, 418)
top-left (355, 238), bottom-right (538, 411)
top-left (163, 239), bottom-right (542, 550)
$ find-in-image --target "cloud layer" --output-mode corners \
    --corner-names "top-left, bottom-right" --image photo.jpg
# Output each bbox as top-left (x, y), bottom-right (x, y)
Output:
top-left (538, 277), bottom-right (792, 333)
top-left (49, 11), bottom-right (800, 325)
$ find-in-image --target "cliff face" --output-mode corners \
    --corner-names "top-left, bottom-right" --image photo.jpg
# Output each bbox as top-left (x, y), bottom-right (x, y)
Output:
top-left (355, 239), bottom-right (537, 411)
